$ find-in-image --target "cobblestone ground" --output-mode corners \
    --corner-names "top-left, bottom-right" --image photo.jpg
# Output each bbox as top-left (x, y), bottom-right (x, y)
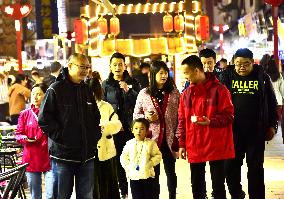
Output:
top-left (24, 131), bottom-right (284, 199)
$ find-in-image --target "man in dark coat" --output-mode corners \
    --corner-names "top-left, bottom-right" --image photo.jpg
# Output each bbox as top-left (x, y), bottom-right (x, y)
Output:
top-left (220, 48), bottom-right (278, 199)
top-left (38, 53), bottom-right (101, 199)
top-left (102, 52), bottom-right (141, 199)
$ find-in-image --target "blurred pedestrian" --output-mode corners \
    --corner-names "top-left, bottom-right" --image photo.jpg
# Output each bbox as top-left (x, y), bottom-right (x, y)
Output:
top-left (178, 55), bottom-right (235, 199)
top-left (133, 60), bottom-right (179, 199)
top-left (0, 70), bottom-right (9, 121)
top-left (120, 118), bottom-right (162, 199)
top-left (38, 53), bottom-right (101, 199)
top-left (88, 72), bottom-right (121, 199)
top-left (133, 62), bottom-right (150, 89)
top-left (8, 74), bottom-right (31, 124)
top-left (15, 83), bottom-right (53, 199)
top-left (43, 61), bottom-right (62, 86)
top-left (102, 52), bottom-right (141, 199)
top-left (266, 58), bottom-right (284, 144)
top-left (219, 58), bottom-right (228, 69)
top-left (31, 68), bottom-right (43, 85)
top-left (220, 48), bottom-right (278, 199)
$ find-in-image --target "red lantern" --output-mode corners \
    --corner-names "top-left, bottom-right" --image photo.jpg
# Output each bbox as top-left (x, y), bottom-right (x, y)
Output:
top-left (174, 14), bottom-right (184, 32)
top-left (74, 19), bottom-right (88, 44)
top-left (98, 15), bottom-right (108, 35)
top-left (195, 15), bottom-right (210, 41)
top-left (163, 13), bottom-right (173, 33)
top-left (264, 0), bottom-right (284, 6)
top-left (110, 16), bottom-right (120, 36)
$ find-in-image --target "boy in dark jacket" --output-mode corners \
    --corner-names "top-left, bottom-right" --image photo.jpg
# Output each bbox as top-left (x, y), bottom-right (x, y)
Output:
top-left (38, 53), bottom-right (101, 199)
top-left (220, 48), bottom-right (278, 199)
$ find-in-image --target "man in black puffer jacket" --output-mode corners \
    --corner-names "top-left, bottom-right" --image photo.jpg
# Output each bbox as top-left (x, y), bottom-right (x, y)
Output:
top-left (102, 52), bottom-right (141, 199)
top-left (39, 53), bottom-right (101, 199)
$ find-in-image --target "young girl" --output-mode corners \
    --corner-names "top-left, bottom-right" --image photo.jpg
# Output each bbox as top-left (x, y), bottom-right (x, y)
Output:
top-left (15, 83), bottom-right (53, 199)
top-left (120, 118), bottom-right (162, 199)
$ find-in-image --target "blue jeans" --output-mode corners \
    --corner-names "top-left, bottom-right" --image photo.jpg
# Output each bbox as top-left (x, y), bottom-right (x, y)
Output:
top-left (26, 170), bottom-right (54, 199)
top-left (52, 160), bottom-right (58, 199)
top-left (54, 159), bottom-right (94, 199)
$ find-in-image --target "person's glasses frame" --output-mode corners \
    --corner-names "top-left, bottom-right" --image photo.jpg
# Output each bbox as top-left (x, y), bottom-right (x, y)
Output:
top-left (72, 63), bottom-right (91, 71)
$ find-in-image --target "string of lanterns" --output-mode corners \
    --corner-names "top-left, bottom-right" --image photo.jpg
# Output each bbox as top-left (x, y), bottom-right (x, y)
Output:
top-left (163, 12), bottom-right (185, 33)
top-left (97, 15), bottom-right (120, 36)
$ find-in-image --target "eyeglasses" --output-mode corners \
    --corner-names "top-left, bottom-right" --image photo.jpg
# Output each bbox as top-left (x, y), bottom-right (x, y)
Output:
top-left (235, 62), bottom-right (251, 68)
top-left (72, 63), bottom-right (91, 70)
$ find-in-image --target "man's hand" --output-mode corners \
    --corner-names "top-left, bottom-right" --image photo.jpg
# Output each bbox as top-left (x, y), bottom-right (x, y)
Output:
top-left (195, 116), bottom-right (210, 126)
top-left (119, 81), bottom-right (129, 92)
top-left (179, 148), bottom-right (186, 159)
top-left (265, 127), bottom-right (276, 141)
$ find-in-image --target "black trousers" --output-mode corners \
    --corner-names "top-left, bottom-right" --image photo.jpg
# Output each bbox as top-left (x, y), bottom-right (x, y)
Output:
top-left (114, 131), bottom-right (133, 196)
top-left (130, 178), bottom-right (154, 199)
top-left (93, 157), bottom-right (120, 199)
top-left (0, 103), bottom-right (9, 122)
top-left (225, 137), bottom-right (265, 199)
top-left (153, 140), bottom-right (177, 199)
top-left (190, 160), bottom-right (226, 199)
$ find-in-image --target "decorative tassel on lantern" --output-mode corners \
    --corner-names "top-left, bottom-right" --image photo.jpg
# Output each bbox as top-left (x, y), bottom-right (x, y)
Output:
top-left (174, 14), bottom-right (184, 32)
top-left (163, 12), bottom-right (173, 33)
top-left (98, 15), bottom-right (108, 35)
top-left (110, 16), bottom-right (120, 36)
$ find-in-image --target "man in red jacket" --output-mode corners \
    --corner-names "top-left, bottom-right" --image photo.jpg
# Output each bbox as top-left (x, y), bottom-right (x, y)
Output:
top-left (178, 55), bottom-right (235, 199)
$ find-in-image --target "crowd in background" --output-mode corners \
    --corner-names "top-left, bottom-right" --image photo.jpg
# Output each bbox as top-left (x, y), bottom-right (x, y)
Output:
top-left (0, 48), bottom-right (283, 199)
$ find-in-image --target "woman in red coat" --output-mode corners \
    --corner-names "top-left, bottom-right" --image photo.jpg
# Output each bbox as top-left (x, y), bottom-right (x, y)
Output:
top-left (16, 83), bottom-right (53, 199)
top-left (178, 55), bottom-right (235, 199)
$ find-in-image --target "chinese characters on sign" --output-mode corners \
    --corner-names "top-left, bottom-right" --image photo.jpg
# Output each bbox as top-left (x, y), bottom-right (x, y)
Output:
top-left (35, 0), bottom-right (59, 39)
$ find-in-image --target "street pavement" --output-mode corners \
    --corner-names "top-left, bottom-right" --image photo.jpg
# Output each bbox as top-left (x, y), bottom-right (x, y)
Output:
top-left (158, 131), bottom-right (284, 199)
top-left (25, 131), bottom-right (284, 199)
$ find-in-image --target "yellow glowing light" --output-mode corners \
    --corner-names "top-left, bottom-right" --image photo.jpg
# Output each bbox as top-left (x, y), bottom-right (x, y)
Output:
top-left (103, 7), bottom-right (108, 15)
top-left (90, 17), bottom-right (98, 23)
top-left (127, 4), bottom-right (133, 14)
top-left (192, 1), bottom-right (199, 13)
top-left (185, 14), bottom-right (194, 20)
top-left (184, 34), bottom-right (195, 40)
top-left (85, 5), bottom-right (90, 18)
top-left (144, 3), bottom-right (150, 14)
top-left (152, 3), bottom-right (159, 14)
top-left (178, 1), bottom-right (183, 13)
top-left (118, 4), bottom-right (124, 15)
top-left (159, 2), bottom-right (166, 13)
top-left (96, 5), bottom-right (101, 17)
top-left (135, 3), bottom-right (141, 14)
top-left (185, 23), bottom-right (194, 28)
top-left (169, 2), bottom-right (176, 13)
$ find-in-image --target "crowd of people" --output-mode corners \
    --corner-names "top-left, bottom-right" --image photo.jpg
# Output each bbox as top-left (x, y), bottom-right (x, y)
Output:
top-left (0, 48), bottom-right (283, 199)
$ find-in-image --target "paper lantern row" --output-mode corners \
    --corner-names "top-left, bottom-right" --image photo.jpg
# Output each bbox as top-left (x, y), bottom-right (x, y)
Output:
top-left (94, 37), bottom-right (188, 57)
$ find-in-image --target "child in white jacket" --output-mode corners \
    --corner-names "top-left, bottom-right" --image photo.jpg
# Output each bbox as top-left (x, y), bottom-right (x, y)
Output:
top-left (120, 118), bottom-right (162, 199)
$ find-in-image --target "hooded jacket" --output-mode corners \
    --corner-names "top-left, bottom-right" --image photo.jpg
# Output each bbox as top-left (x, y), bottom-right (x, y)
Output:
top-left (16, 105), bottom-right (51, 172)
top-left (178, 73), bottom-right (235, 163)
top-left (38, 68), bottom-right (101, 163)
